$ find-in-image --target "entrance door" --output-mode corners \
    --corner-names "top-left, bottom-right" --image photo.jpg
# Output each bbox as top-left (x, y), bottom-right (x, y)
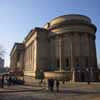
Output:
top-left (81, 72), bottom-right (85, 82)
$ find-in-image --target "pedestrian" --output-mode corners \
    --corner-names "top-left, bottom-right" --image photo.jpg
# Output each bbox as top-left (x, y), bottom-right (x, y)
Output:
top-left (62, 80), bottom-right (65, 84)
top-left (48, 79), bottom-right (50, 91)
top-left (48, 79), bottom-right (54, 92)
top-left (87, 74), bottom-right (90, 85)
top-left (1, 75), bottom-right (4, 88)
top-left (8, 76), bottom-right (12, 86)
top-left (12, 76), bottom-right (16, 85)
top-left (50, 79), bottom-right (54, 92)
top-left (86, 68), bottom-right (90, 85)
top-left (56, 80), bottom-right (60, 92)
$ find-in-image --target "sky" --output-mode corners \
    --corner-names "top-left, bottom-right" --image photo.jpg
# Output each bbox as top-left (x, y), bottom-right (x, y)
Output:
top-left (0, 0), bottom-right (100, 67)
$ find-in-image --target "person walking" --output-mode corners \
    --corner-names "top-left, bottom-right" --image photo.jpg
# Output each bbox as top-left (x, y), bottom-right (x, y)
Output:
top-left (56, 80), bottom-right (60, 92)
top-left (50, 79), bottom-right (54, 92)
top-left (48, 79), bottom-right (50, 91)
top-left (86, 68), bottom-right (90, 85)
top-left (1, 75), bottom-right (4, 88)
top-left (7, 76), bottom-right (12, 86)
top-left (48, 79), bottom-right (54, 92)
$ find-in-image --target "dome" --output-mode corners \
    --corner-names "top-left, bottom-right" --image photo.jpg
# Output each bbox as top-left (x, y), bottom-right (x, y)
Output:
top-left (44, 14), bottom-right (92, 29)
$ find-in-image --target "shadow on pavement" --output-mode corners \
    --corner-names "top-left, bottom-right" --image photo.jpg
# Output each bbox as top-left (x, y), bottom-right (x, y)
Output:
top-left (58, 89), bottom-right (100, 95)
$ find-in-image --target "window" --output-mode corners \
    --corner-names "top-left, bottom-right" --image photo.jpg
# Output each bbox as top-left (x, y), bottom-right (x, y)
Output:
top-left (85, 56), bottom-right (88, 66)
top-left (57, 58), bottom-right (59, 69)
top-left (65, 58), bottom-right (69, 67)
top-left (76, 57), bottom-right (79, 64)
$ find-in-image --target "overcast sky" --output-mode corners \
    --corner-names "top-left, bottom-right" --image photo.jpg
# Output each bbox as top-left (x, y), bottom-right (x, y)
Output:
top-left (0, 0), bottom-right (100, 67)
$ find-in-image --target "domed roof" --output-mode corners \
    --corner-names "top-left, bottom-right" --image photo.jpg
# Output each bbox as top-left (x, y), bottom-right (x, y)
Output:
top-left (44, 14), bottom-right (92, 29)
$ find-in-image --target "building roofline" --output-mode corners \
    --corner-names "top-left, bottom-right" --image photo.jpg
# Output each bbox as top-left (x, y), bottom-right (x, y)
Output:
top-left (10, 42), bottom-right (23, 56)
top-left (23, 27), bottom-right (49, 43)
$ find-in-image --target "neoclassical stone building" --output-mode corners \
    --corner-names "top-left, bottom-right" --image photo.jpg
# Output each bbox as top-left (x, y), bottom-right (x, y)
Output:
top-left (10, 14), bottom-right (99, 82)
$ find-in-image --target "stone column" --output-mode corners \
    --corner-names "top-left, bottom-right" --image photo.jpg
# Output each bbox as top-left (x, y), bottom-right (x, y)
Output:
top-left (92, 35), bottom-right (98, 81)
top-left (70, 33), bottom-right (75, 81)
top-left (59, 36), bottom-right (62, 71)
top-left (92, 36), bottom-right (97, 67)
top-left (34, 39), bottom-right (37, 72)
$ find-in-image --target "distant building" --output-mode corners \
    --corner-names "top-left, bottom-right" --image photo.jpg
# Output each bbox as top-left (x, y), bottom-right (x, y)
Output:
top-left (10, 14), bottom-right (99, 83)
top-left (0, 57), bottom-right (4, 68)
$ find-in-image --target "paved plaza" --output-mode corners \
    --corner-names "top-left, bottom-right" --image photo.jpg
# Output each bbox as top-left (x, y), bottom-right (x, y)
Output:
top-left (0, 82), bottom-right (100, 100)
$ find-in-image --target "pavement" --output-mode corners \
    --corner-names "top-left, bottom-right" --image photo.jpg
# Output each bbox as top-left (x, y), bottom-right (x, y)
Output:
top-left (0, 82), bottom-right (100, 100)
top-left (0, 85), bottom-right (44, 93)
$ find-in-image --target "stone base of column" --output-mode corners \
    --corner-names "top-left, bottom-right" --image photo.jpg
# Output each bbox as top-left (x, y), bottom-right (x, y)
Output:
top-left (72, 71), bottom-right (75, 82)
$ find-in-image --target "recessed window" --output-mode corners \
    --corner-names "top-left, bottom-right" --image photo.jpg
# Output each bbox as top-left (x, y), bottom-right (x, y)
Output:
top-left (85, 56), bottom-right (88, 66)
top-left (65, 58), bottom-right (69, 67)
top-left (57, 58), bottom-right (59, 69)
top-left (76, 57), bottom-right (79, 64)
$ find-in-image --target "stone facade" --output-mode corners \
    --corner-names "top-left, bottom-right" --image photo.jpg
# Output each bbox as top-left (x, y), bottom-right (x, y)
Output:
top-left (10, 43), bottom-right (24, 75)
top-left (10, 14), bottom-right (99, 82)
